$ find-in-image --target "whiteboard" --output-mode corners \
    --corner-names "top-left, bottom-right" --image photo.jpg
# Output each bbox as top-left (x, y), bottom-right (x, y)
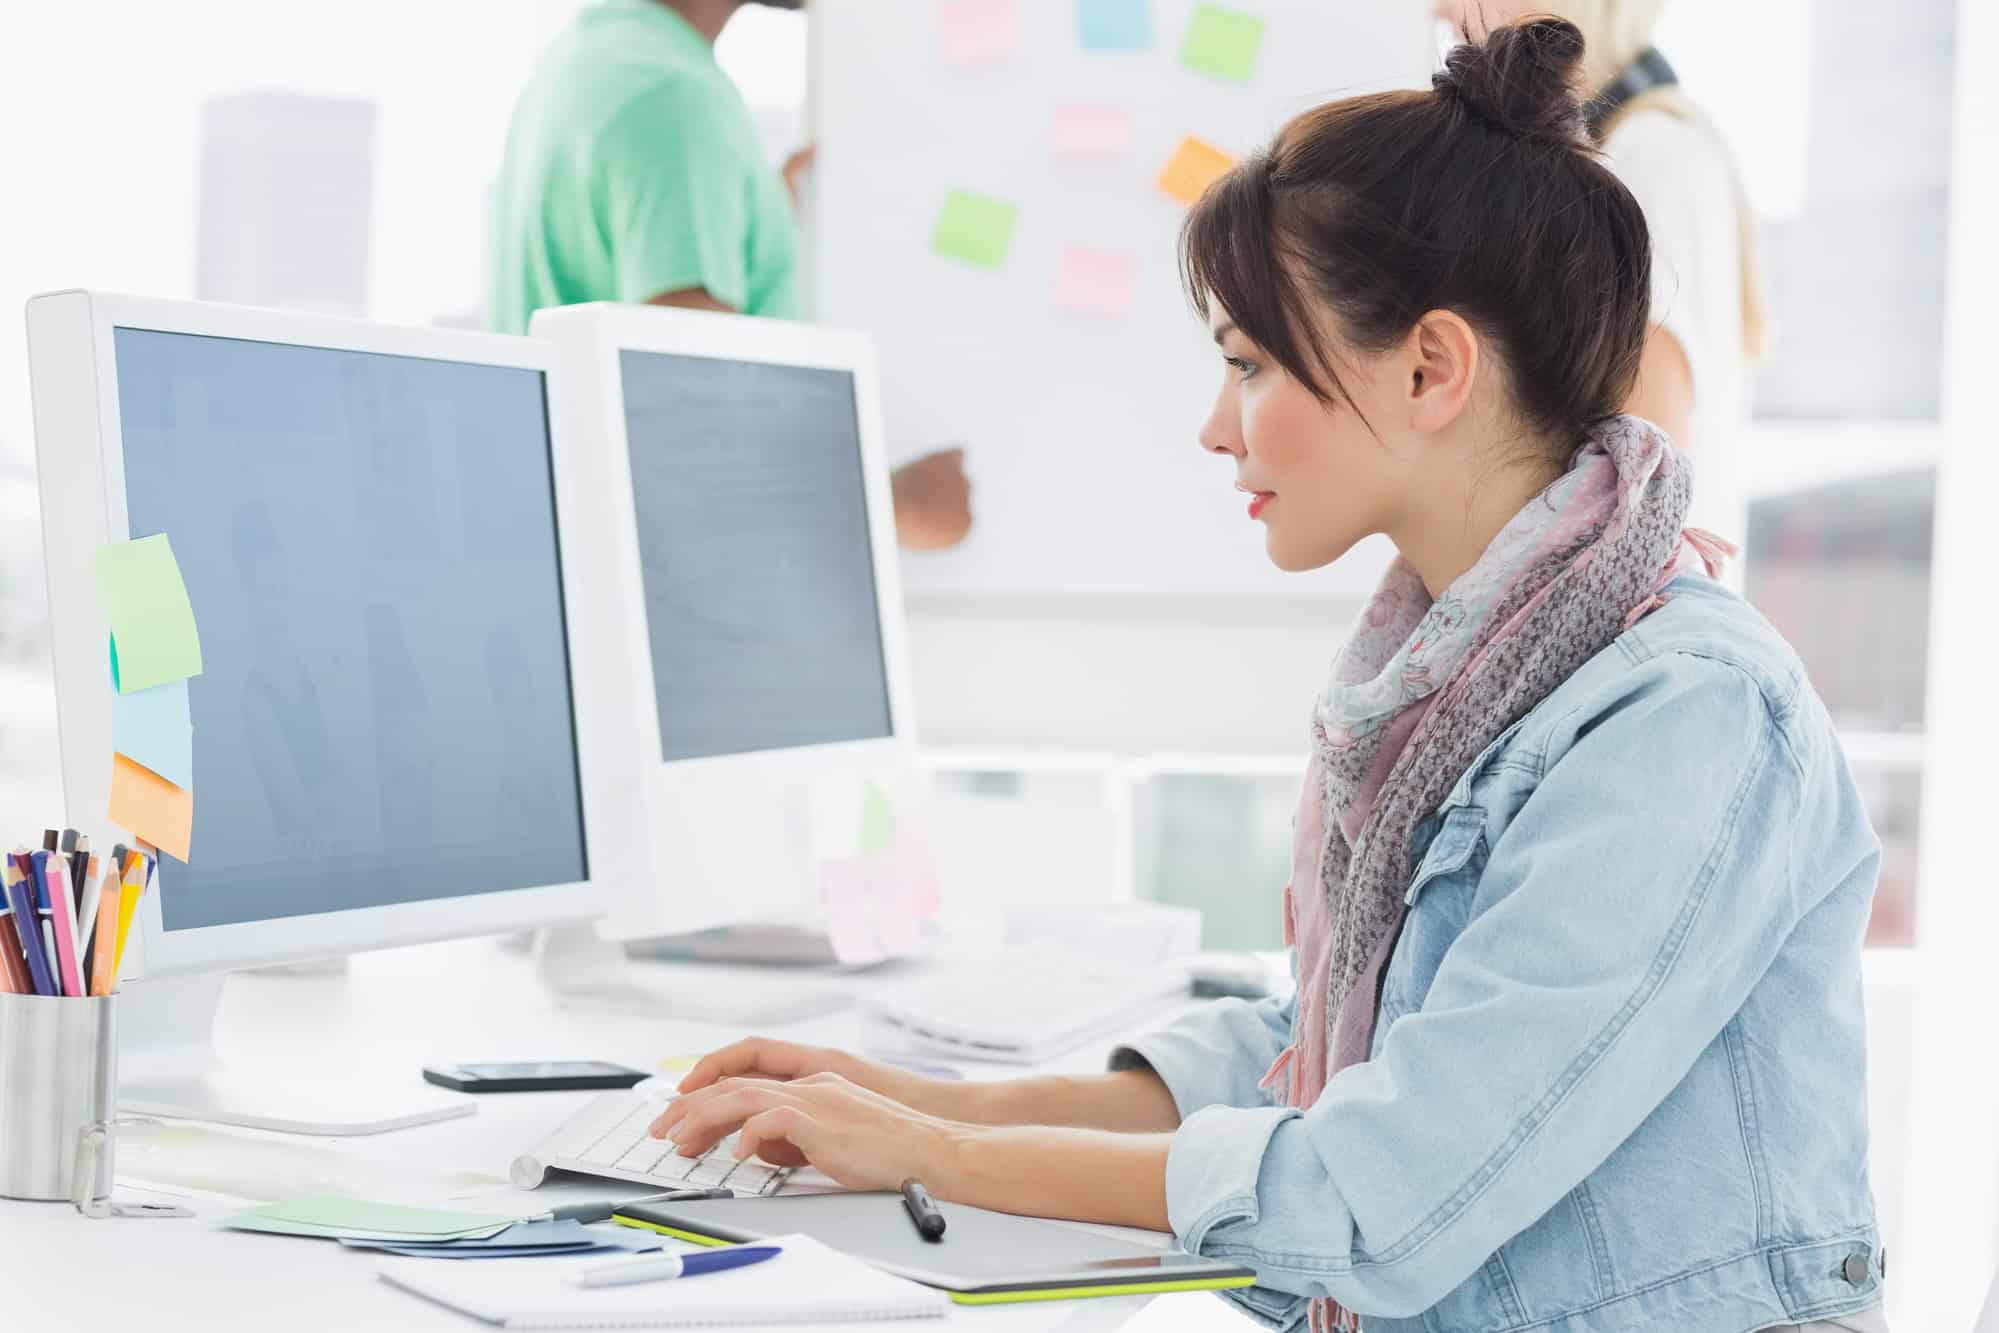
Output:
top-left (811, 0), bottom-right (1433, 600)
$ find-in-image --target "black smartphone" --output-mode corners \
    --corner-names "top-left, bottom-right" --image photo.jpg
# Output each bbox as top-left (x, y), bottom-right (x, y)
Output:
top-left (421, 1060), bottom-right (650, 1094)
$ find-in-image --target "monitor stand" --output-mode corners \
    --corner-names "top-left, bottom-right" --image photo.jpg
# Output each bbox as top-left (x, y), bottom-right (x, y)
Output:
top-left (116, 972), bottom-right (475, 1137)
top-left (532, 924), bottom-right (857, 1028)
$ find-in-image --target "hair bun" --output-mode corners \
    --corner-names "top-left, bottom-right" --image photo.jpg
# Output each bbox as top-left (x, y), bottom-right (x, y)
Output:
top-left (1433, 16), bottom-right (1590, 146)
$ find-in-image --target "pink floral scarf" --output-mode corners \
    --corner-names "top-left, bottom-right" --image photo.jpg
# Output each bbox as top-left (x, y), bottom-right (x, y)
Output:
top-left (1259, 417), bottom-right (1732, 1333)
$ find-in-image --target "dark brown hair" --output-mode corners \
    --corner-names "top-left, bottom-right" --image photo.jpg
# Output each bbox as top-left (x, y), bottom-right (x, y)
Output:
top-left (1181, 16), bottom-right (1652, 457)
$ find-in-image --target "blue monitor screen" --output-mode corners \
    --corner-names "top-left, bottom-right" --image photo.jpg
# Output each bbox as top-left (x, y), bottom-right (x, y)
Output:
top-left (618, 350), bottom-right (893, 762)
top-left (114, 327), bottom-right (588, 931)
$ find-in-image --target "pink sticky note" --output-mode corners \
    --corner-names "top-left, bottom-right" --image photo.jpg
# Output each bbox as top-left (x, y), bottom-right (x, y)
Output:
top-left (822, 855), bottom-right (887, 966)
top-left (891, 832), bottom-right (944, 921)
top-left (939, 0), bottom-right (1016, 67)
top-left (822, 841), bottom-right (938, 965)
top-left (1053, 104), bottom-right (1133, 158)
top-left (1055, 246), bottom-right (1137, 319)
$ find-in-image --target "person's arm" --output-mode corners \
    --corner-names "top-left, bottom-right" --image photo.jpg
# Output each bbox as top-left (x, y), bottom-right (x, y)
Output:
top-left (1625, 324), bottom-right (1695, 449)
top-left (672, 1036), bottom-right (1181, 1132)
top-left (659, 655), bottom-right (1867, 1319)
top-left (673, 973), bottom-right (1297, 1134)
top-left (648, 287), bottom-right (733, 312)
top-left (1603, 113), bottom-right (1726, 456)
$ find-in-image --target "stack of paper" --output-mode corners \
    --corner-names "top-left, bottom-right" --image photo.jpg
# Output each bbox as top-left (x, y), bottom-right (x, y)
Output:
top-left (378, 1234), bottom-right (951, 1327)
top-left (223, 1194), bottom-right (518, 1243)
top-left (340, 1219), bottom-right (664, 1260)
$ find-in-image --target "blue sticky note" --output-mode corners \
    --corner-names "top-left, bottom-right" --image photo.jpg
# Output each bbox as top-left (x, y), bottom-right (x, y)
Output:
top-left (112, 677), bottom-right (194, 790)
top-left (1079, 0), bottom-right (1150, 50)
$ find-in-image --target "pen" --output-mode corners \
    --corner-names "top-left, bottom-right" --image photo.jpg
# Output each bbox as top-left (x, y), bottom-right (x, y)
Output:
top-left (43, 854), bottom-right (83, 996)
top-left (0, 908), bottom-right (30, 993)
top-left (91, 868), bottom-right (121, 997)
top-left (900, 1178), bottom-right (946, 1242)
top-left (568, 1245), bottom-right (782, 1289)
top-left (111, 853), bottom-right (149, 982)
top-left (78, 854), bottom-right (100, 984)
top-left (4, 864), bottom-right (56, 996)
top-left (536, 1186), bottom-right (734, 1226)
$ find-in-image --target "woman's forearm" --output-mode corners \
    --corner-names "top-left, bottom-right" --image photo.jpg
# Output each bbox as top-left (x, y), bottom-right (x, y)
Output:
top-left (932, 1122), bottom-right (1174, 1231)
top-left (932, 1069), bottom-right (1181, 1133)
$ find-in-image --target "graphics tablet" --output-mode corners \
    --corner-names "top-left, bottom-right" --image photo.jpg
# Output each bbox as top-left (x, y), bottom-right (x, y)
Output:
top-left (614, 1191), bottom-right (1258, 1305)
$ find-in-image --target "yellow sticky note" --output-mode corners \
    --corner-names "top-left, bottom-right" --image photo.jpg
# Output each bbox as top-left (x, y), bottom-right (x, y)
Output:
top-left (95, 535), bottom-right (203, 694)
top-left (1182, 4), bottom-right (1265, 83)
top-left (932, 190), bottom-right (1019, 270)
top-left (658, 1055), bottom-right (701, 1074)
top-left (1158, 136), bottom-right (1236, 207)
top-left (110, 753), bottom-right (193, 863)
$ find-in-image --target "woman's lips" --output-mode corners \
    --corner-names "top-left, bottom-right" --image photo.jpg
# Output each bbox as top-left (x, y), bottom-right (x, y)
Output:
top-left (1247, 492), bottom-right (1275, 519)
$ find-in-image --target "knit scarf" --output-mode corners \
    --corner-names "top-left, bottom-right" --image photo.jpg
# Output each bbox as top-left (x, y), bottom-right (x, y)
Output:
top-left (1258, 417), bottom-right (1733, 1333)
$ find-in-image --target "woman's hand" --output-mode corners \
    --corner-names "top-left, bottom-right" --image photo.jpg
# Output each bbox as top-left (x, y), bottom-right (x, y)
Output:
top-left (676, 1037), bottom-right (971, 1121)
top-left (650, 1072), bottom-right (963, 1193)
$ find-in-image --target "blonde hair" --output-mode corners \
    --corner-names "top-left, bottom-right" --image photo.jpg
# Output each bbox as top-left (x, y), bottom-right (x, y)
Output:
top-left (1523, 1), bottom-right (1769, 359)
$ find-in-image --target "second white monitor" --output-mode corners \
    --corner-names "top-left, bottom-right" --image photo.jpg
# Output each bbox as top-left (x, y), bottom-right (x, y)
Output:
top-left (534, 303), bottom-right (918, 941)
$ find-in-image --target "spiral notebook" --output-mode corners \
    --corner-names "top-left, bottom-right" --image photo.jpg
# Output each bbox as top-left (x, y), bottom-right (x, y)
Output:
top-left (377, 1234), bottom-right (949, 1328)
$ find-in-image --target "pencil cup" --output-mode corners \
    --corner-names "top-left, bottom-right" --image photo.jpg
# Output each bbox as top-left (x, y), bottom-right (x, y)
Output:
top-left (0, 991), bottom-right (116, 1201)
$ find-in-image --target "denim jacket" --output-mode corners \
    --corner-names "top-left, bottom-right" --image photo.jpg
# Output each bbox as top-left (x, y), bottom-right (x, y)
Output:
top-left (1113, 576), bottom-right (1884, 1331)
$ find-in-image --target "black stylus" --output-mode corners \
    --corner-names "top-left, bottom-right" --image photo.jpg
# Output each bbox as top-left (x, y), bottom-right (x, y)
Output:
top-left (900, 1177), bottom-right (946, 1242)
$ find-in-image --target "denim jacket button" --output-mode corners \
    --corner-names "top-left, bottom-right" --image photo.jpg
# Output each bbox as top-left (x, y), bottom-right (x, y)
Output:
top-left (1841, 1253), bottom-right (1869, 1285)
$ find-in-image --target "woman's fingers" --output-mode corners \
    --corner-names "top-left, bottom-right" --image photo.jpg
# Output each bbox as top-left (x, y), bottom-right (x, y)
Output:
top-left (735, 1105), bottom-right (812, 1167)
top-left (677, 1038), bottom-right (782, 1093)
top-left (676, 1038), bottom-right (843, 1094)
top-left (653, 1075), bottom-right (767, 1138)
top-left (651, 1082), bottom-right (801, 1154)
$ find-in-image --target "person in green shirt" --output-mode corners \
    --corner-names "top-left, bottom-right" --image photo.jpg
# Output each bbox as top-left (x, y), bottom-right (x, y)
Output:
top-left (490, 0), bottom-right (972, 550)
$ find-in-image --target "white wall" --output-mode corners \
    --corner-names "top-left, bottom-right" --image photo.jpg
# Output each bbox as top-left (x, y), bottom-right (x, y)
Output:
top-left (906, 595), bottom-right (1356, 755)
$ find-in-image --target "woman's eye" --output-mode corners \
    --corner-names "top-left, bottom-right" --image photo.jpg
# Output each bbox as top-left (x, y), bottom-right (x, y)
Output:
top-left (1226, 355), bottom-right (1258, 382)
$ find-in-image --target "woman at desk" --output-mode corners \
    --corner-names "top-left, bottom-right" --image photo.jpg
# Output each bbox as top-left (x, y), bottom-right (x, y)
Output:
top-left (651, 20), bottom-right (1883, 1333)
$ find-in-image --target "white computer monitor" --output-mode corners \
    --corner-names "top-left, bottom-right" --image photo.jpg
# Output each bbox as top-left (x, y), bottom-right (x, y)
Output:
top-left (532, 303), bottom-right (919, 952)
top-left (26, 291), bottom-right (644, 1130)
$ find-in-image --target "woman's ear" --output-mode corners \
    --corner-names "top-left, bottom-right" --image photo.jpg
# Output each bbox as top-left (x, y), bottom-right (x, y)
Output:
top-left (1405, 310), bottom-right (1480, 434)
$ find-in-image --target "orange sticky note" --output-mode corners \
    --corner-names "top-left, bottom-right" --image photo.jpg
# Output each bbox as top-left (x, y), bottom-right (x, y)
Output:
top-left (109, 753), bottom-right (192, 863)
top-left (1158, 135), bottom-right (1236, 207)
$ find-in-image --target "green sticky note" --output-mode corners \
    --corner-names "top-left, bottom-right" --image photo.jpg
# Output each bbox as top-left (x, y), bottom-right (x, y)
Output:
top-left (932, 190), bottom-right (1019, 270)
top-left (1181, 4), bottom-right (1264, 83)
top-left (93, 534), bottom-right (203, 694)
top-left (858, 781), bottom-right (897, 855)
top-left (226, 1194), bottom-right (516, 1240)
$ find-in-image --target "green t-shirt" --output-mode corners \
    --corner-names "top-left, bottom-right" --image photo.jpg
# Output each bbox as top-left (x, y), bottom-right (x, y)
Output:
top-left (488, 0), bottom-right (801, 335)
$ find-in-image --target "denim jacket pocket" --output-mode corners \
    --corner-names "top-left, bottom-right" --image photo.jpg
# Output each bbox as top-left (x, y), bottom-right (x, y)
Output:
top-left (1405, 804), bottom-right (1488, 907)
top-left (1378, 805), bottom-right (1488, 1046)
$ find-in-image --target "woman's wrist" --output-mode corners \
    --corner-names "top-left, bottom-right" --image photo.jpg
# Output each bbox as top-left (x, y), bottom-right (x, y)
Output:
top-left (916, 1119), bottom-right (1174, 1232)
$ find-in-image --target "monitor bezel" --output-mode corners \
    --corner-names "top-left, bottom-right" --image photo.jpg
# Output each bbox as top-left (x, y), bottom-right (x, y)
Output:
top-left (26, 290), bottom-right (634, 977)
top-left (532, 302), bottom-right (919, 940)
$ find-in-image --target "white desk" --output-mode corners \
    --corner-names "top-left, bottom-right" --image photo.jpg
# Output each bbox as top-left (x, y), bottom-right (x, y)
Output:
top-left (0, 938), bottom-right (1255, 1333)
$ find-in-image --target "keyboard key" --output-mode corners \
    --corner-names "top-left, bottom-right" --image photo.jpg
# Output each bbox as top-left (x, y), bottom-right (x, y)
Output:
top-left (615, 1140), bottom-right (674, 1174)
top-left (681, 1157), bottom-right (739, 1188)
top-left (528, 1089), bottom-right (792, 1194)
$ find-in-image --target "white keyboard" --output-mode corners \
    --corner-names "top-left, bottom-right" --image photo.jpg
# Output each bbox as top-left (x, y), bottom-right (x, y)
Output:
top-left (871, 949), bottom-right (1192, 1063)
top-left (511, 1085), bottom-right (790, 1194)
